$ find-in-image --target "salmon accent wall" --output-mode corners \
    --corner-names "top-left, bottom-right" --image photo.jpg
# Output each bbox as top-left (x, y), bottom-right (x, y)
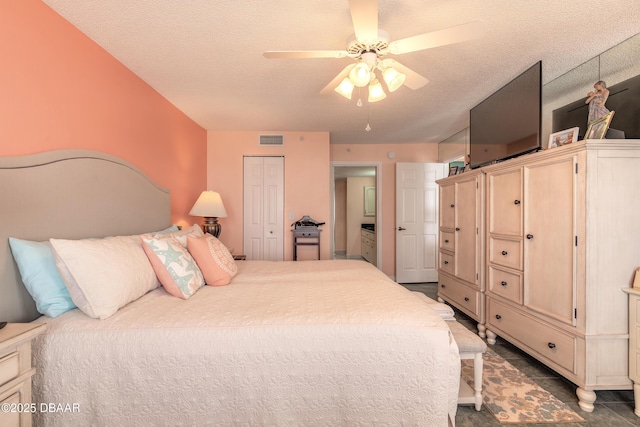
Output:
top-left (331, 143), bottom-right (438, 278)
top-left (207, 131), bottom-right (331, 261)
top-left (0, 0), bottom-right (206, 227)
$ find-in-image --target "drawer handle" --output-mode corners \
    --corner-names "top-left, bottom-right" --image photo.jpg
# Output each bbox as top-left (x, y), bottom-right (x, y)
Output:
top-left (444, 261), bottom-right (449, 265)
top-left (450, 204), bottom-right (455, 208)
top-left (514, 200), bottom-right (521, 205)
top-left (526, 234), bottom-right (534, 240)
top-left (501, 281), bottom-right (507, 287)
top-left (464, 297), bottom-right (470, 302)
top-left (455, 227), bottom-right (461, 231)
top-left (501, 250), bottom-right (508, 256)
top-left (440, 284), bottom-right (446, 288)
top-left (444, 239), bottom-right (449, 243)
top-left (548, 342), bottom-right (556, 349)
top-left (495, 314), bottom-right (502, 320)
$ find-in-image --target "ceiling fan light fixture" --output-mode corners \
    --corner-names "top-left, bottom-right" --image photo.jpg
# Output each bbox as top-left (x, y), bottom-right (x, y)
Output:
top-left (335, 77), bottom-right (355, 99)
top-left (367, 79), bottom-right (386, 103)
top-left (382, 66), bottom-right (406, 92)
top-left (349, 61), bottom-right (372, 87)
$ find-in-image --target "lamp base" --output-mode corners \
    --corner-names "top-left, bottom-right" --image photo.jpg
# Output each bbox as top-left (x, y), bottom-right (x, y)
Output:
top-left (202, 217), bottom-right (221, 238)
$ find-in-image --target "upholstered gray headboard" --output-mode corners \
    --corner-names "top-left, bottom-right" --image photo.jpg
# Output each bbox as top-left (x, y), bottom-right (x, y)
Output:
top-left (0, 150), bottom-right (171, 322)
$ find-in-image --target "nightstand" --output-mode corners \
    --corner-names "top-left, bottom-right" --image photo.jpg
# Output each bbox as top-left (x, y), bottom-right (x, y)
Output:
top-left (0, 323), bottom-right (46, 427)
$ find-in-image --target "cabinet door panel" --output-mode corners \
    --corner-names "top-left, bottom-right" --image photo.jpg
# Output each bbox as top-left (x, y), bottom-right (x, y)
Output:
top-left (455, 178), bottom-right (479, 284)
top-left (524, 156), bottom-right (576, 325)
top-left (488, 168), bottom-right (522, 236)
top-left (439, 184), bottom-right (455, 229)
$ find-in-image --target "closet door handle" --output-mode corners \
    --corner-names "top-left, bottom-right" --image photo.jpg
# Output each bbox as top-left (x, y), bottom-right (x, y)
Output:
top-left (526, 234), bottom-right (534, 240)
top-left (455, 227), bottom-right (461, 231)
top-left (397, 227), bottom-right (406, 231)
top-left (450, 204), bottom-right (455, 208)
top-left (501, 250), bottom-right (508, 256)
top-left (514, 200), bottom-right (521, 205)
top-left (548, 342), bottom-right (556, 349)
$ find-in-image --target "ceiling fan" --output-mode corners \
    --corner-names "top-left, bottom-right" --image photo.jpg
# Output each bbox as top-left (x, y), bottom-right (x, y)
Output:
top-left (263, 0), bottom-right (485, 103)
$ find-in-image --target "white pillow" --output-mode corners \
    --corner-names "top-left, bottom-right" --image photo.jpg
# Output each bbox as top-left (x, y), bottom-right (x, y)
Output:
top-left (50, 235), bottom-right (159, 319)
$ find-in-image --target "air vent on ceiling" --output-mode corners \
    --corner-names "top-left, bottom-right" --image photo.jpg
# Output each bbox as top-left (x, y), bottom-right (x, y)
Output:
top-left (259, 134), bottom-right (284, 146)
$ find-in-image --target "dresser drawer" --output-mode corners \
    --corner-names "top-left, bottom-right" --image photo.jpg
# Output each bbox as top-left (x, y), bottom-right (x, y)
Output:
top-left (487, 298), bottom-right (575, 373)
top-left (438, 276), bottom-right (481, 318)
top-left (489, 237), bottom-right (522, 270)
top-left (439, 251), bottom-right (455, 275)
top-left (488, 266), bottom-right (523, 303)
top-left (440, 231), bottom-right (455, 251)
top-left (0, 352), bottom-right (19, 388)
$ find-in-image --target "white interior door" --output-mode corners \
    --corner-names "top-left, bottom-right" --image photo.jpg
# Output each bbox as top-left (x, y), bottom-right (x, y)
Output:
top-left (396, 162), bottom-right (443, 283)
top-left (243, 156), bottom-right (284, 260)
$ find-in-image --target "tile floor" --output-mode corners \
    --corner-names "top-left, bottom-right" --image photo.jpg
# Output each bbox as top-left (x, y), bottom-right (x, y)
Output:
top-left (401, 283), bottom-right (639, 427)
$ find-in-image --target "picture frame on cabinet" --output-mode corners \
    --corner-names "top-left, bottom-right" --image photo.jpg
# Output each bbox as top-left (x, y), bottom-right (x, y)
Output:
top-left (448, 166), bottom-right (458, 176)
top-left (584, 111), bottom-right (615, 140)
top-left (548, 127), bottom-right (579, 149)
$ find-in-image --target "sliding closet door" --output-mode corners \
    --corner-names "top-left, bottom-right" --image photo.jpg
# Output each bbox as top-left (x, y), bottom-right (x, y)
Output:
top-left (243, 156), bottom-right (284, 260)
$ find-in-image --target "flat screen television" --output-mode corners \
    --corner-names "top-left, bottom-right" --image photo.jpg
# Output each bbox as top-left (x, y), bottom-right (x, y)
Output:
top-left (552, 73), bottom-right (640, 139)
top-left (469, 61), bottom-right (542, 169)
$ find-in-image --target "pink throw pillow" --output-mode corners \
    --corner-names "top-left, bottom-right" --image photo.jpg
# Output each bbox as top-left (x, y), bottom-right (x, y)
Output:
top-left (187, 234), bottom-right (238, 286)
top-left (142, 237), bottom-right (204, 299)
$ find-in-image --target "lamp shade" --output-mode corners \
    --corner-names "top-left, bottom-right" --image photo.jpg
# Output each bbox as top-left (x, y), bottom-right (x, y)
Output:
top-left (335, 77), bottom-right (355, 99)
top-left (189, 191), bottom-right (227, 218)
top-left (349, 62), bottom-right (371, 87)
top-left (368, 79), bottom-right (387, 103)
top-left (382, 67), bottom-right (406, 92)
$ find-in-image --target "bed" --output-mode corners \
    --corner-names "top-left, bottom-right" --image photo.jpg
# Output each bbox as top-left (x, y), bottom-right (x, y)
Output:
top-left (1, 150), bottom-right (460, 426)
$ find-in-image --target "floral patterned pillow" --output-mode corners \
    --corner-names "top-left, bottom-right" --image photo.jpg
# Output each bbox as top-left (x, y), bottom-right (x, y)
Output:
top-left (143, 237), bottom-right (204, 299)
top-left (187, 234), bottom-right (238, 286)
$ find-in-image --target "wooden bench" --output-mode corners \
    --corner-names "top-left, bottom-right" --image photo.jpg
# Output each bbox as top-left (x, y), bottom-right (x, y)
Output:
top-left (411, 291), bottom-right (486, 411)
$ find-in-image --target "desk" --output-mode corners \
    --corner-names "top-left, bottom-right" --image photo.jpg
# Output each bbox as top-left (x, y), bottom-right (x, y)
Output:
top-left (292, 229), bottom-right (321, 260)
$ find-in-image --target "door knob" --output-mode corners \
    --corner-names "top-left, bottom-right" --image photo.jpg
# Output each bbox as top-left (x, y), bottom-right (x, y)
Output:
top-left (397, 227), bottom-right (406, 231)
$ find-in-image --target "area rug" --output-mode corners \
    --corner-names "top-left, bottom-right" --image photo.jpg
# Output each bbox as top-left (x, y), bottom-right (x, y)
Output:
top-left (461, 347), bottom-right (585, 424)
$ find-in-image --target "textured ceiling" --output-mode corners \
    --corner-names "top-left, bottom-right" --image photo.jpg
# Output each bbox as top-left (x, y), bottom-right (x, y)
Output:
top-left (42, 0), bottom-right (640, 144)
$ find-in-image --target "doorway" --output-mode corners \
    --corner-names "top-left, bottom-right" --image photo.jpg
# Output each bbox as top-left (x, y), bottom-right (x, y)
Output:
top-left (330, 162), bottom-right (382, 269)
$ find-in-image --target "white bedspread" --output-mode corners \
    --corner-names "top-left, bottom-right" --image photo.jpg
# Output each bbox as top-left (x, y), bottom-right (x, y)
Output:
top-left (32, 260), bottom-right (460, 426)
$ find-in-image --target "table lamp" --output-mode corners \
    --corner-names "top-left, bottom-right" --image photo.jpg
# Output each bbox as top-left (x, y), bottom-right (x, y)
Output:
top-left (189, 191), bottom-right (227, 238)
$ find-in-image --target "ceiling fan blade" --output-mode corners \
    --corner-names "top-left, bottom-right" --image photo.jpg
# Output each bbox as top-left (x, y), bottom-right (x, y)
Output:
top-left (349, 0), bottom-right (379, 42)
top-left (320, 64), bottom-right (356, 94)
top-left (389, 21), bottom-right (486, 55)
top-left (382, 59), bottom-right (429, 90)
top-left (264, 50), bottom-right (348, 59)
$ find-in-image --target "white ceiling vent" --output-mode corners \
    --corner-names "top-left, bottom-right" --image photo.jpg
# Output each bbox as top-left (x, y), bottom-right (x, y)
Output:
top-left (259, 134), bottom-right (284, 146)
